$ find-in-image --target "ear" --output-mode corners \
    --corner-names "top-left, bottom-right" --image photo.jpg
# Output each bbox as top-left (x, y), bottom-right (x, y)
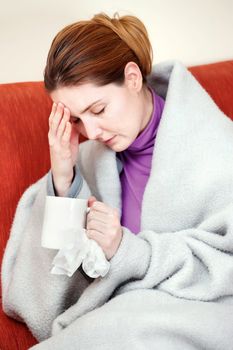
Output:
top-left (124, 62), bottom-right (143, 92)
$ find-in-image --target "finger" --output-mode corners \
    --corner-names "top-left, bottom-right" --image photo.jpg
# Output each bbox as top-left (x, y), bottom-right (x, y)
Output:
top-left (86, 229), bottom-right (105, 242)
top-left (48, 102), bottom-right (57, 127)
top-left (61, 121), bottom-right (72, 146)
top-left (91, 201), bottom-right (115, 215)
top-left (49, 102), bottom-right (60, 126)
top-left (50, 103), bottom-right (65, 135)
top-left (56, 107), bottom-right (70, 139)
top-left (87, 209), bottom-right (110, 225)
top-left (86, 229), bottom-right (111, 259)
top-left (86, 219), bottom-right (107, 233)
top-left (88, 196), bottom-right (97, 208)
top-left (70, 125), bottom-right (80, 147)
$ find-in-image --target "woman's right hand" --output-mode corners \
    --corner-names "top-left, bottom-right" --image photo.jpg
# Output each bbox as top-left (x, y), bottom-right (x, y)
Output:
top-left (48, 102), bottom-right (80, 196)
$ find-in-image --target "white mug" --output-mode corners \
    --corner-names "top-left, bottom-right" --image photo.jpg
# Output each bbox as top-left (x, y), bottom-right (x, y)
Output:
top-left (41, 196), bottom-right (90, 249)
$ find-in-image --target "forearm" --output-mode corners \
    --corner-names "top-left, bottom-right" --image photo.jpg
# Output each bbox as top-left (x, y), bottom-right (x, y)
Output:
top-left (110, 219), bottom-right (233, 301)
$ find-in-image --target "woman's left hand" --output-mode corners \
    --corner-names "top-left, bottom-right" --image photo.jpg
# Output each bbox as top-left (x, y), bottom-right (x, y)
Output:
top-left (86, 196), bottom-right (123, 260)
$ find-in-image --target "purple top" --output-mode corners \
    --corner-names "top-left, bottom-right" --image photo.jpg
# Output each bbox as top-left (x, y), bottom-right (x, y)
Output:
top-left (117, 87), bottom-right (165, 234)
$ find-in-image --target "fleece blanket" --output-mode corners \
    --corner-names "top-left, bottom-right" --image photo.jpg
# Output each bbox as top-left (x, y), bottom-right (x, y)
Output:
top-left (2, 60), bottom-right (233, 349)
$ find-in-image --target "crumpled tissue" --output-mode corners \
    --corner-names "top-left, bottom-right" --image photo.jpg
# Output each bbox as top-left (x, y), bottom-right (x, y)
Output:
top-left (51, 228), bottom-right (110, 278)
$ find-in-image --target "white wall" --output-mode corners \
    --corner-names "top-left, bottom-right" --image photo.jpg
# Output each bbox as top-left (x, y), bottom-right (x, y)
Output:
top-left (1, 0), bottom-right (232, 83)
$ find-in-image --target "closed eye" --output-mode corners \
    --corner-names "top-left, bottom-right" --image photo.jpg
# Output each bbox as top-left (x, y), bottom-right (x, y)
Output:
top-left (71, 107), bottom-right (105, 123)
top-left (93, 107), bottom-right (105, 115)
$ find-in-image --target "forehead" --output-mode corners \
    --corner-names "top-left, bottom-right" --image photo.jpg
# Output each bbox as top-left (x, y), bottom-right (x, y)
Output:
top-left (50, 82), bottom-right (124, 115)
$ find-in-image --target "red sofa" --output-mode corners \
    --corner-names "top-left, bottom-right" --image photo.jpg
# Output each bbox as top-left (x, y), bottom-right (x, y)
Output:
top-left (0, 60), bottom-right (233, 349)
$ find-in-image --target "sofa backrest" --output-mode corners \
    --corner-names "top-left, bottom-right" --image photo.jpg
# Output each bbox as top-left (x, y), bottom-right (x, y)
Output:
top-left (189, 60), bottom-right (233, 119)
top-left (0, 82), bottom-right (51, 258)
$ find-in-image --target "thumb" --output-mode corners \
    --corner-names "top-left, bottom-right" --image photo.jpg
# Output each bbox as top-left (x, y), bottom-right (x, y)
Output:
top-left (88, 196), bottom-right (97, 208)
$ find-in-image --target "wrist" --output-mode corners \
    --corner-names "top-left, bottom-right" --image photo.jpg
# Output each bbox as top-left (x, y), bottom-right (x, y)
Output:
top-left (52, 172), bottom-right (74, 197)
top-left (54, 184), bottom-right (71, 197)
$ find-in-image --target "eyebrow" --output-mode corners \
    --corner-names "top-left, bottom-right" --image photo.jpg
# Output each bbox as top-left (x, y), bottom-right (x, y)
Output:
top-left (79, 99), bottom-right (102, 114)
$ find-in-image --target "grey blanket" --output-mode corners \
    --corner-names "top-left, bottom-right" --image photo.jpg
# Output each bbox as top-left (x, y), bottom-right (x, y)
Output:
top-left (2, 61), bottom-right (233, 349)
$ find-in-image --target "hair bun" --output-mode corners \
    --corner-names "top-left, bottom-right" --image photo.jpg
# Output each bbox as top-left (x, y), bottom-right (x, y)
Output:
top-left (92, 12), bottom-right (153, 77)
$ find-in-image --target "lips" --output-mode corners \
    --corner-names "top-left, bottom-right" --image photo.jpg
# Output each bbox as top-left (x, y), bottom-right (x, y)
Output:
top-left (103, 136), bottom-right (116, 144)
top-left (105, 137), bottom-right (114, 142)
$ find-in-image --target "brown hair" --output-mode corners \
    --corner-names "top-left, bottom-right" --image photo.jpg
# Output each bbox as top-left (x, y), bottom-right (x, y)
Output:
top-left (44, 12), bottom-right (153, 92)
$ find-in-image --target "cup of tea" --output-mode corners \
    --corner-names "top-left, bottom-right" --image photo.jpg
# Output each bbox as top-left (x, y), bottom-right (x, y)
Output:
top-left (41, 196), bottom-right (90, 249)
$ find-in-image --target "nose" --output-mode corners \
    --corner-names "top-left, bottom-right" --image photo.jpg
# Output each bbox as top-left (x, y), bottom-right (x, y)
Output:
top-left (83, 119), bottom-right (102, 140)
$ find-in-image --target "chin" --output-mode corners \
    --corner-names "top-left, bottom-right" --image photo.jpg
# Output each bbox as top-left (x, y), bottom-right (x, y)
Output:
top-left (110, 142), bottom-right (129, 152)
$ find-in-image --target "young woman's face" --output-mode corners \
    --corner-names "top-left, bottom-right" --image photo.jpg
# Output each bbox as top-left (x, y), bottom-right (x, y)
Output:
top-left (50, 80), bottom-right (152, 152)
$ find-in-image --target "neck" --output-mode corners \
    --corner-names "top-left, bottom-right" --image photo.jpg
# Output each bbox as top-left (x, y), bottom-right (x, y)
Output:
top-left (139, 85), bottom-right (154, 134)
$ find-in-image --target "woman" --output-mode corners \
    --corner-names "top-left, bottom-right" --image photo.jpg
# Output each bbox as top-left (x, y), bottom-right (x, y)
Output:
top-left (2, 12), bottom-right (233, 350)
top-left (46, 12), bottom-right (158, 260)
